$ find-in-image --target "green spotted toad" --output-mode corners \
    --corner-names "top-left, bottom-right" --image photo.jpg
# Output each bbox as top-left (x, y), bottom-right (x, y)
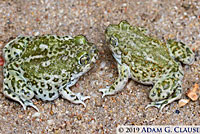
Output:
top-left (3, 35), bottom-right (98, 111)
top-left (99, 20), bottom-right (195, 111)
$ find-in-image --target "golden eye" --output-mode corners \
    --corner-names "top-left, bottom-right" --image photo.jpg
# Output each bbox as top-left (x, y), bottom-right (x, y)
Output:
top-left (79, 54), bottom-right (90, 65)
top-left (110, 36), bottom-right (118, 46)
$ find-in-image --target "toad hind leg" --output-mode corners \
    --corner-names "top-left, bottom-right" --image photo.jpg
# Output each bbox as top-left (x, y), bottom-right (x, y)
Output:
top-left (146, 84), bottom-right (182, 112)
top-left (146, 76), bottom-right (182, 112)
top-left (3, 88), bottom-right (39, 111)
top-left (99, 63), bottom-right (130, 98)
top-left (3, 70), bottom-right (39, 111)
top-left (3, 36), bottom-right (31, 63)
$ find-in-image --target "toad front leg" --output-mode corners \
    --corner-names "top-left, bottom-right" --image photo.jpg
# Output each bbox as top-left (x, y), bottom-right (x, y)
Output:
top-left (59, 87), bottom-right (90, 107)
top-left (59, 78), bottom-right (90, 107)
top-left (99, 63), bottom-right (130, 98)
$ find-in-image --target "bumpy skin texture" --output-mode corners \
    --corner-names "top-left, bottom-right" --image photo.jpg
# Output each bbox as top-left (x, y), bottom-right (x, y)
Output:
top-left (99, 20), bottom-right (195, 111)
top-left (3, 35), bottom-right (98, 111)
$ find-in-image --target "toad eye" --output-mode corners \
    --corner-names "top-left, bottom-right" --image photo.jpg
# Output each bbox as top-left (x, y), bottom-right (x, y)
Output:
top-left (79, 54), bottom-right (90, 65)
top-left (110, 36), bottom-right (119, 47)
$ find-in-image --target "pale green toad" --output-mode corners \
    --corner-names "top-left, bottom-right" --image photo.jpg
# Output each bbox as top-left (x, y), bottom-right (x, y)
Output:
top-left (3, 35), bottom-right (98, 111)
top-left (99, 21), bottom-right (195, 111)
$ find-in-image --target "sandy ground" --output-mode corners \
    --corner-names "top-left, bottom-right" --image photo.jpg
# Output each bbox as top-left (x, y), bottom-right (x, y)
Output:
top-left (0, 0), bottom-right (200, 133)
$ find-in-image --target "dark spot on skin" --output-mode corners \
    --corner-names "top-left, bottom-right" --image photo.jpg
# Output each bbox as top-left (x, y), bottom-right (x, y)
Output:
top-left (156, 88), bottom-right (161, 97)
top-left (24, 73), bottom-right (28, 78)
top-left (27, 81), bottom-right (31, 85)
top-left (44, 94), bottom-right (46, 97)
top-left (70, 95), bottom-right (75, 98)
top-left (22, 84), bottom-right (26, 88)
top-left (62, 74), bottom-right (66, 77)
top-left (13, 87), bottom-right (16, 92)
top-left (41, 82), bottom-right (45, 87)
top-left (49, 92), bottom-right (55, 98)
top-left (74, 97), bottom-right (79, 101)
top-left (12, 95), bottom-right (16, 97)
top-left (18, 80), bottom-right (22, 84)
top-left (25, 91), bottom-right (30, 96)
top-left (65, 90), bottom-right (69, 94)
top-left (21, 89), bottom-right (25, 93)
top-left (31, 80), bottom-right (37, 85)
top-left (143, 72), bottom-right (147, 77)
top-left (37, 77), bottom-right (42, 80)
top-left (6, 88), bottom-right (12, 94)
top-left (48, 86), bottom-right (52, 91)
top-left (186, 47), bottom-right (191, 54)
top-left (163, 100), bottom-right (168, 104)
top-left (53, 78), bottom-right (59, 82)
top-left (151, 91), bottom-right (156, 97)
top-left (109, 86), bottom-right (115, 91)
top-left (39, 88), bottom-right (43, 94)
top-left (48, 85), bottom-right (52, 91)
top-left (33, 91), bottom-right (38, 95)
top-left (7, 73), bottom-right (10, 78)
top-left (26, 37), bottom-right (30, 41)
top-left (171, 94), bottom-right (177, 98)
